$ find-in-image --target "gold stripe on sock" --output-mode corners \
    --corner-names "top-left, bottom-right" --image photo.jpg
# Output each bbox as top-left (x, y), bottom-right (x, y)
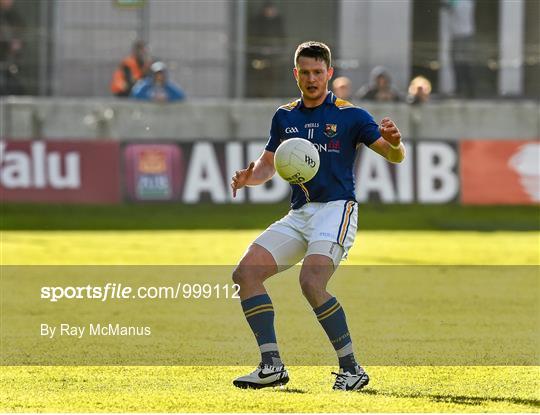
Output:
top-left (316, 302), bottom-right (340, 320)
top-left (245, 306), bottom-right (274, 319)
top-left (244, 303), bottom-right (273, 315)
top-left (318, 304), bottom-right (342, 321)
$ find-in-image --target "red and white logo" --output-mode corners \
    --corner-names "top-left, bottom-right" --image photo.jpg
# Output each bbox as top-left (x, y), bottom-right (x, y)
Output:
top-left (508, 143), bottom-right (540, 202)
top-left (0, 141), bottom-right (80, 189)
top-left (461, 140), bottom-right (539, 205)
top-left (0, 140), bottom-right (121, 203)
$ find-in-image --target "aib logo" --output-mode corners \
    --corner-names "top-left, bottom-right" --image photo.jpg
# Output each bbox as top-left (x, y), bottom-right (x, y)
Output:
top-left (305, 155), bottom-right (317, 168)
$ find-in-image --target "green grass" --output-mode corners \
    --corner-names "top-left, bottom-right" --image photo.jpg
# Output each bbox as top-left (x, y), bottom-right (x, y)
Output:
top-left (2, 230), bottom-right (538, 265)
top-left (1, 366), bottom-right (539, 412)
top-left (2, 265), bottom-right (537, 368)
top-left (1, 203), bottom-right (539, 231)
top-left (1, 205), bottom-right (539, 412)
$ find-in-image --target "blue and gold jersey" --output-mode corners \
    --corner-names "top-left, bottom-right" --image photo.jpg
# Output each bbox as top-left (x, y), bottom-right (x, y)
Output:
top-left (265, 92), bottom-right (381, 209)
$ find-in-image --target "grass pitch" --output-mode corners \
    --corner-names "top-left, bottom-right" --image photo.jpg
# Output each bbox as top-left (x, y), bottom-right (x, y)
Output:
top-left (2, 366), bottom-right (539, 413)
top-left (2, 230), bottom-right (539, 265)
top-left (1, 205), bottom-right (539, 412)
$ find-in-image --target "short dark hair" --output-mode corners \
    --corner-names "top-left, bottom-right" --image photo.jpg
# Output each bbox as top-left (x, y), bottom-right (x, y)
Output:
top-left (294, 41), bottom-right (332, 68)
top-left (132, 40), bottom-right (146, 52)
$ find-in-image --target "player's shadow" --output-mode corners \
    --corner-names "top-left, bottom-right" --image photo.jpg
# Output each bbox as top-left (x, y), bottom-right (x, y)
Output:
top-left (362, 389), bottom-right (540, 408)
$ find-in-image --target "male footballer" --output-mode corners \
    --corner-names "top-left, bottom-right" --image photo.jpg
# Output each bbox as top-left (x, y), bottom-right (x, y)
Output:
top-left (230, 41), bottom-right (404, 391)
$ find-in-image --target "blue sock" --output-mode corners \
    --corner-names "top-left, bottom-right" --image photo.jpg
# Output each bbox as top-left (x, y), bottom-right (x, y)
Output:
top-left (314, 297), bottom-right (358, 373)
top-left (241, 293), bottom-right (282, 366)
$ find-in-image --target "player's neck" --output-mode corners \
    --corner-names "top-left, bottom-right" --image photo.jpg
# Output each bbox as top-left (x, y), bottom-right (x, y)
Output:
top-left (302, 91), bottom-right (329, 108)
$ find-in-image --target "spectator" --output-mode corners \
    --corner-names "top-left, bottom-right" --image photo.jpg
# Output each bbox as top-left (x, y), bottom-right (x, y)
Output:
top-left (407, 76), bottom-right (432, 105)
top-left (443, 0), bottom-right (476, 98)
top-left (131, 61), bottom-right (185, 103)
top-left (332, 76), bottom-right (352, 100)
top-left (355, 66), bottom-right (401, 102)
top-left (0, 0), bottom-right (25, 95)
top-left (111, 40), bottom-right (150, 97)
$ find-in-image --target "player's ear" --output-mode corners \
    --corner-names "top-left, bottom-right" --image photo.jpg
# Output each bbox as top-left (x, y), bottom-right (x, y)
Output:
top-left (293, 67), bottom-right (298, 80)
top-left (327, 66), bottom-right (334, 80)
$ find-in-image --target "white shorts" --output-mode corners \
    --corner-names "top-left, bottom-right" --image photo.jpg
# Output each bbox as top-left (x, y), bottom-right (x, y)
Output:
top-left (253, 200), bottom-right (358, 269)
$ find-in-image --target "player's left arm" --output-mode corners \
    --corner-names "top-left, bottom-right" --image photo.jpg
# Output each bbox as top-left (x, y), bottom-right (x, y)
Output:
top-left (368, 117), bottom-right (405, 163)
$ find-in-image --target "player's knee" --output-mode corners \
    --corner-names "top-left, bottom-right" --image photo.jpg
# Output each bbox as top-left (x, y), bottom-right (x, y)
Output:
top-left (232, 266), bottom-right (248, 286)
top-left (299, 275), bottom-right (325, 298)
top-left (232, 244), bottom-right (277, 286)
top-left (232, 264), bottom-right (270, 286)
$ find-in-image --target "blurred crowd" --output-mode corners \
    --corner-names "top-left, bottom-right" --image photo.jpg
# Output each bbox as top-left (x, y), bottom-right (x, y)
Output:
top-left (1, 0), bottom-right (534, 102)
top-left (110, 40), bottom-right (185, 102)
top-left (108, 36), bottom-right (434, 105)
top-left (332, 68), bottom-right (433, 106)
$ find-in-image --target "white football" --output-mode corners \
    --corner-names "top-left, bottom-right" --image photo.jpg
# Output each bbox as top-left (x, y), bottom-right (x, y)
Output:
top-left (274, 138), bottom-right (320, 184)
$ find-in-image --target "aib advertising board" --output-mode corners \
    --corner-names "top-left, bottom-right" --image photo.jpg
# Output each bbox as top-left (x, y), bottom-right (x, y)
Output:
top-left (1, 139), bottom-right (538, 205)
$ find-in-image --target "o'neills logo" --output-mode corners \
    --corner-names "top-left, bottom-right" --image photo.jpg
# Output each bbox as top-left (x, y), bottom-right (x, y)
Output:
top-left (0, 141), bottom-right (81, 189)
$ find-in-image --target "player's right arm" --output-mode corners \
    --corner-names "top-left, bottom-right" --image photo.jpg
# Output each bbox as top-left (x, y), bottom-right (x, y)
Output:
top-left (230, 150), bottom-right (275, 198)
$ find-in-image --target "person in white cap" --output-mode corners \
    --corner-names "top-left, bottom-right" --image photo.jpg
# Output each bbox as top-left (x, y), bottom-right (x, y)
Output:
top-left (131, 61), bottom-right (185, 102)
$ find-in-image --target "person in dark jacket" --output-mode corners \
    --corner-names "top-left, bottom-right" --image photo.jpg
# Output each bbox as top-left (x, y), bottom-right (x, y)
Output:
top-left (355, 66), bottom-right (402, 102)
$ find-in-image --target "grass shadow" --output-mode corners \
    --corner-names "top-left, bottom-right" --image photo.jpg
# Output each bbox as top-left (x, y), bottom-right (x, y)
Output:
top-left (278, 387), bottom-right (307, 394)
top-left (2, 203), bottom-right (539, 231)
top-left (362, 389), bottom-right (540, 408)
